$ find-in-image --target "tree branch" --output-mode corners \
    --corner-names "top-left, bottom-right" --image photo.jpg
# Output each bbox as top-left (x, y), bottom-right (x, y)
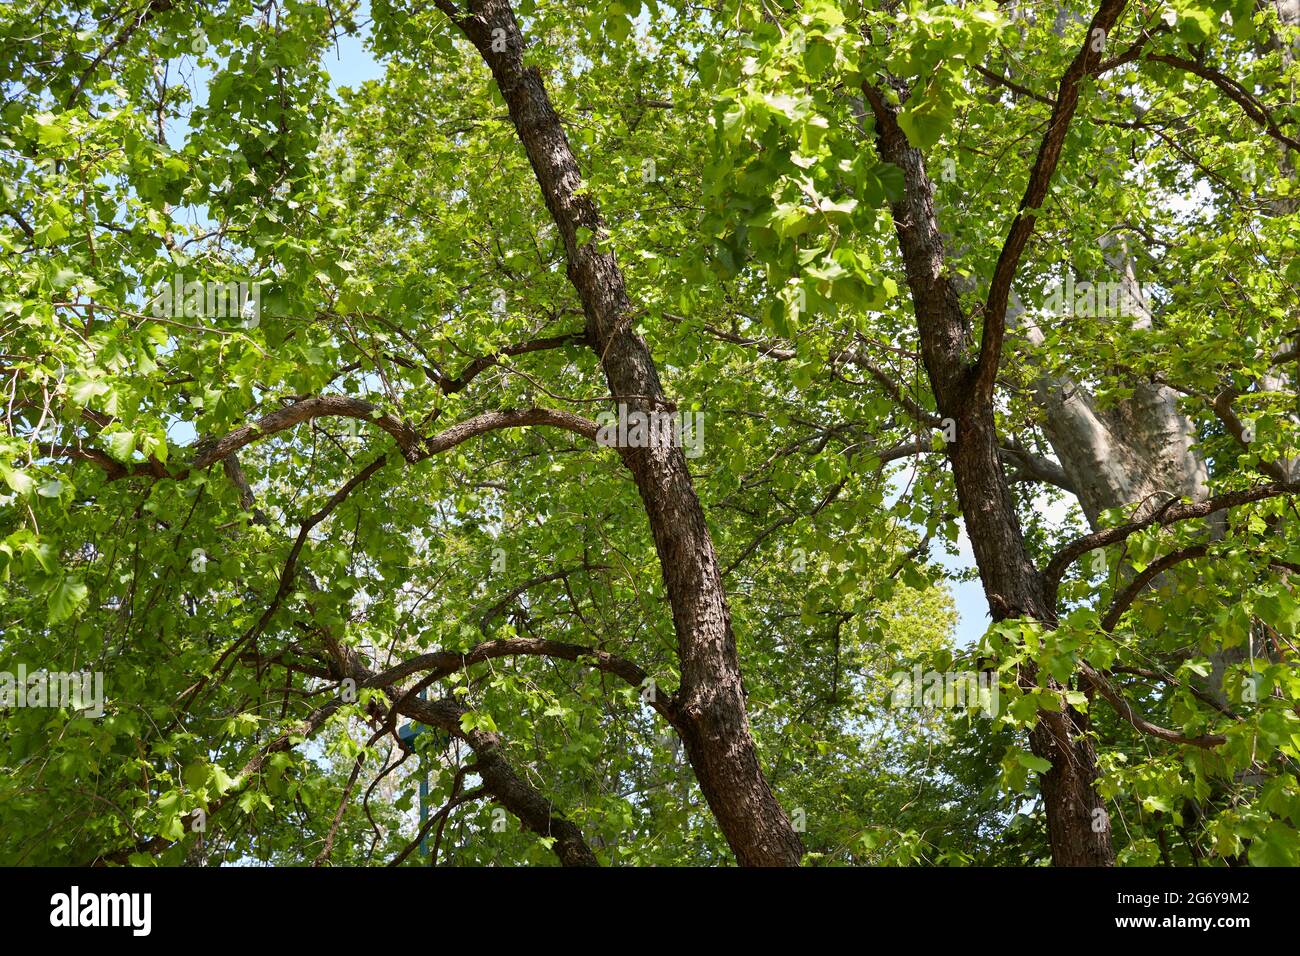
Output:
top-left (1145, 52), bottom-right (1300, 152)
top-left (46, 400), bottom-right (601, 483)
top-left (1100, 543), bottom-right (1208, 631)
top-left (1079, 661), bottom-right (1227, 748)
top-left (974, 0), bottom-right (1129, 402)
top-left (370, 634), bottom-right (677, 726)
top-left (1045, 482), bottom-right (1300, 596)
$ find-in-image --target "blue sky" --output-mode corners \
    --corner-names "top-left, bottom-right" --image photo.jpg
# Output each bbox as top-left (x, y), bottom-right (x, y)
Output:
top-left (318, 2), bottom-right (382, 90)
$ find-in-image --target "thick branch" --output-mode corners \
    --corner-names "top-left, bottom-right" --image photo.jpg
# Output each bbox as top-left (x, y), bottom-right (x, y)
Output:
top-left (370, 635), bottom-right (677, 726)
top-left (975, 0), bottom-right (1130, 401)
top-left (1146, 53), bottom-right (1300, 152)
top-left (1100, 543), bottom-right (1208, 631)
top-left (48, 400), bottom-right (599, 482)
top-left (438, 331), bottom-right (590, 394)
top-left (384, 692), bottom-right (599, 865)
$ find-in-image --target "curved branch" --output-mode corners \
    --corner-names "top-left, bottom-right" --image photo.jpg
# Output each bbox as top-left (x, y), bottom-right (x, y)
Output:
top-left (47, 401), bottom-right (601, 482)
top-left (998, 442), bottom-right (1075, 492)
top-left (477, 565), bottom-right (609, 634)
top-left (438, 331), bottom-right (590, 394)
top-left (192, 395), bottom-right (425, 467)
top-left (1100, 543), bottom-right (1208, 631)
top-left (416, 406), bottom-right (598, 458)
top-left (1145, 53), bottom-right (1300, 152)
top-left (392, 693), bottom-right (599, 866)
top-left (1045, 481), bottom-right (1300, 597)
top-left (1211, 388), bottom-right (1292, 483)
top-left (368, 635), bottom-right (678, 726)
top-left (1079, 661), bottom-right (1227, 748)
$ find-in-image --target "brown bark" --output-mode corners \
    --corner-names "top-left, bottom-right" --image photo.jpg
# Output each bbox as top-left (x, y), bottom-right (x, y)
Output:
top-left (862, 31), bottom-right (1118, 861)
top-left (438, 0), bottom-right (803, 865)
top-left (397, 694), bottom-right (599, 866)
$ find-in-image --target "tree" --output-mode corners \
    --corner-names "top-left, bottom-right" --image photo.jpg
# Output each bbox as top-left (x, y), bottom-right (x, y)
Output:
top-left (707, 0), bottom-right (1300, 864)
top-left (2, 0), bottom-right (1299, 867)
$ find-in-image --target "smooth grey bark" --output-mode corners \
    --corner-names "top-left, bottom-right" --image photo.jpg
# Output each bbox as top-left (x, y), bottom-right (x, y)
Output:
top-left (1015, 250), bottom-right (1209, 528)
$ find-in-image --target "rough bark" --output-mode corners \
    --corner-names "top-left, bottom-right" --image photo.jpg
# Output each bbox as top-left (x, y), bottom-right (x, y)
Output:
top-left (440, 0), bottom-right (803, 865)
top-left (860, 0), bottom-right (1130, 864)
top-left (862, 76), bottom-right (1114, 865)
top-left (397, 694), bottom-right (599, 867)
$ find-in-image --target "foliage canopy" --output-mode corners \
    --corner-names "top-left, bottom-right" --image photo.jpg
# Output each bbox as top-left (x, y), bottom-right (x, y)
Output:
top-left (3, 0), bottom-right (1300, 866)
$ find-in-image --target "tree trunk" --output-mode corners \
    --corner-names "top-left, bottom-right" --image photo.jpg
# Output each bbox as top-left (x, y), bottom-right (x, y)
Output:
top-left (864, 79), bottom-right (1114, 865)
top-left (1013, 244), bottom-right (1209, 528)
top-left (448, 0), bottom-right (804, 865)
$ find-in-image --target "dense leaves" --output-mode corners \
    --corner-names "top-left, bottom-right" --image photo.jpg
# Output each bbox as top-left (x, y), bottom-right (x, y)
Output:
top-left (2, 0), bottom-right (1299, 866)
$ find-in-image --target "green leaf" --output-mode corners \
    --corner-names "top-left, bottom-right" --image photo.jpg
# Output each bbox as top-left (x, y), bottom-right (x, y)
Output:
top-left (36, 479), bottom-right (63, 498)
top-left (896, 95), bottom-right (953, 150)
top-left (183, 762), bottom-right (210, 790)
top-left (803, 38), bottom-right (835, 78)
top-left (161, 815), bottom-right (186, 841)
top-left (210, 765), bottom-right (237, 795)
top-left (0, 463), bottom-right (35, 497)
top-left (47, 576), bottom-right (88, 624)
top-left (106, 430), bottom-right (136, 463)
top-left (1017, 751), bottom-right (1053, 773)
top-left (71, 379), bottom-right (110, 405)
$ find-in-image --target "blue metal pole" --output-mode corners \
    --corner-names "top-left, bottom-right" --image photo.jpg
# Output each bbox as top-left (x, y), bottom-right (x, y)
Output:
top-left (418, 772), bottom-right (429, 860)
top-left (398, 691), bottom-right (437, 862)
